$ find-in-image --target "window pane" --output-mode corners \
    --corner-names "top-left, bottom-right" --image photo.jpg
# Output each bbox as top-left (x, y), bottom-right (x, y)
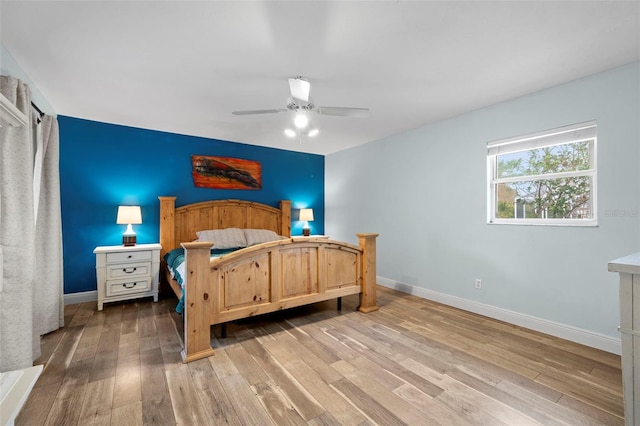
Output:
top-left (496, 140), bottom-right (592, 179)
top-left (496, 176), bottom-right (592, 219)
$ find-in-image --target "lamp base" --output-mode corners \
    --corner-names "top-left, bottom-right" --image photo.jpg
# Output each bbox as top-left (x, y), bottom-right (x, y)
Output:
top-left (122, 235), bottom-right (137, 246)
top-left (303, 228), bottom-right (310, 237)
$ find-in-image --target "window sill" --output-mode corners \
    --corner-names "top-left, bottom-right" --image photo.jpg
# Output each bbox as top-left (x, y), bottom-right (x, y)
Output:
top-left (488, 219), bottom-right (598, 227)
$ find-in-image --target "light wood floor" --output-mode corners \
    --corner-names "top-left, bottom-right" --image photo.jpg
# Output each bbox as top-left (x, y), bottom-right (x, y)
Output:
top-left (16, 286), bottom-right (623, 425)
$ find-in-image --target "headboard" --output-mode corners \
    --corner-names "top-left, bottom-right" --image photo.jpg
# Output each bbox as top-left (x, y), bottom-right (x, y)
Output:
top-left (158, 197), bottom-right (292, 258)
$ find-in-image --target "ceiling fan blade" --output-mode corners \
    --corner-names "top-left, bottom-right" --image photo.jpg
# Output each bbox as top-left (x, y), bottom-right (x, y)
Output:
top-left (232, 109), bottom-right (286, 116)
top-left (288, 77), bottom-right (310, 102)
top-left (316, 106), bottom-right (370, 118)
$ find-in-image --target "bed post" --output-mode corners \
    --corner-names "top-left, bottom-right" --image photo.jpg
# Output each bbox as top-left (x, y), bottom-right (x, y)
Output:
top-left (357, 233), bottom-right (379, 313)
top-left (280, 200), bottom-right (292, 237)
top-left (158, 196), bottom-right (177, 259)
top-left (181, 241), bottom-right (216, 363)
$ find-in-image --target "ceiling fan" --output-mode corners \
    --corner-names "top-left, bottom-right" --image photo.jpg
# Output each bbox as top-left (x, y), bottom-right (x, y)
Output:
top-left (232, 76), bottom-right (371, 119)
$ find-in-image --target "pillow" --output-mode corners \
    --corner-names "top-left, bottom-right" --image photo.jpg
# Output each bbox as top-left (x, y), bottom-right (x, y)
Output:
top-left (196, 228), bottom-right (247, 249)
top-left (243, 229), bottom-right (284, 246)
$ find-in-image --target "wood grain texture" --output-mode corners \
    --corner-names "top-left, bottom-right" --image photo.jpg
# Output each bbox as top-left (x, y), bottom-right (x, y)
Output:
top-left (16, 288), bottom-right (623, 425)
top-left (159, 197), bottom-right (292, 259)
top-left (159, 197), bottom-right (377, 363)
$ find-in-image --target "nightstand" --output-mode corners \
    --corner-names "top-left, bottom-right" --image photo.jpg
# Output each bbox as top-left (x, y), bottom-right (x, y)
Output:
top-left (93, 243), bottom-right (161, 311)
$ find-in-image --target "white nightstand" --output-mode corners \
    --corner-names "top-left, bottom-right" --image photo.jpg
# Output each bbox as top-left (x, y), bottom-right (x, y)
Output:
top-left (93, 243), bottom-right (161, 311)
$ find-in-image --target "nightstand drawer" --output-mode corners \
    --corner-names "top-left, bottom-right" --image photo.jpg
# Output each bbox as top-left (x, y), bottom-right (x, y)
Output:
top-left (106, 262), bottom-right (151, 280)
top-left (106, 250), bottom-right (151, 264)
top-left (106, 277), bottom-right (151, 297)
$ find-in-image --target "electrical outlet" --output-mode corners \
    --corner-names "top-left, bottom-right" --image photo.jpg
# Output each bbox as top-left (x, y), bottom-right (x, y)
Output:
top-left (475, 279), bottom-right (482, 289)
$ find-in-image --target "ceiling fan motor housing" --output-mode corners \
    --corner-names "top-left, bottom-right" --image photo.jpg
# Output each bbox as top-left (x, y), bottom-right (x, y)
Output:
top-left (286, 98), bottom-right (315, 112)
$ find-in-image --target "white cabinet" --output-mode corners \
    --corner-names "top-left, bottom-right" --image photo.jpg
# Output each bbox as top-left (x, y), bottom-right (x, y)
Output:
top-left (609, 252), bottom-right (640, 426)
top-left (94, 243), bottom-right (161, 311)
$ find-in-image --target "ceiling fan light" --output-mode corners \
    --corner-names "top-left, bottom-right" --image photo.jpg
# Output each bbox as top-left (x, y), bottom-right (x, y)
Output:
top-left (307, 128), bottom-right (319, 137)
top-left (294, 112), bottom-right (308, 129)
top-left (284, 128), bottom-right (296, 138)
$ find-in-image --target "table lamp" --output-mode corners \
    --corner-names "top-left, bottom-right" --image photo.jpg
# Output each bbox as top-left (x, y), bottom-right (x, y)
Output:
top-left (116, 205), bottom-right (142, 246)
top-left (299, 208), bottom-right (314, 236)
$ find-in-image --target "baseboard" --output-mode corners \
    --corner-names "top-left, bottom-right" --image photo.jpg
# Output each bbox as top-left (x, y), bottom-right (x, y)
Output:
top-left (377, 276), bottom-right (621, 355)
top-left (64, 290), bottom-right (97, 305)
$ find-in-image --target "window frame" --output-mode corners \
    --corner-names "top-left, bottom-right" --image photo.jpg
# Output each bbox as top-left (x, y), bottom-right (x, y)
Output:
top-left (487, 121), bottom-right (598, 227)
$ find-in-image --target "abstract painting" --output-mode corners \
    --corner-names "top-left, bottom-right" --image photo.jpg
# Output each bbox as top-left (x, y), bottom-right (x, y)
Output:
top-left (191, 155), bottom-right (262, 190)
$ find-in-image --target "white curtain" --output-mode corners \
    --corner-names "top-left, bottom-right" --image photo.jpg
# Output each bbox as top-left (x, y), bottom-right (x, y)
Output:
top-left (33, 114), bottom-right (64, 346)
top-left (0, 75), bottom-right (63, 371)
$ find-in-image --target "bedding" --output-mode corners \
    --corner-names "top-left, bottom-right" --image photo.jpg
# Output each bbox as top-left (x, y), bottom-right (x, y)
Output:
top-left (243, 228), bottom-right (284, 246)
top-left (196, 227), bottom-right (247, 249)
top-left (164, 247), bottom-right (238, 313)
top-left (165, 227), bottom-right (286, 313)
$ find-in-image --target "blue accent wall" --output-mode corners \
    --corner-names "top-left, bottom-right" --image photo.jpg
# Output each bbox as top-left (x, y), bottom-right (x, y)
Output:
top-left (59, 116), bottom-right (324, 294)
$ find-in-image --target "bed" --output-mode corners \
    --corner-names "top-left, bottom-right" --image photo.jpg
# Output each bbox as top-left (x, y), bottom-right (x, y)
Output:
top-left (158, 196), bottom-right (379, 363)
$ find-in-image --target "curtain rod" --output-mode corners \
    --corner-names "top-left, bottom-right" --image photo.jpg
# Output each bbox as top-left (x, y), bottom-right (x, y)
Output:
top-left (31, 101), bottom-right (44, 118)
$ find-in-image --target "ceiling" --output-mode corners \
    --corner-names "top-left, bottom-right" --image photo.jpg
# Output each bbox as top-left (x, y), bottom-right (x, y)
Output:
top-left (1, 1), bottom-right (639, 155)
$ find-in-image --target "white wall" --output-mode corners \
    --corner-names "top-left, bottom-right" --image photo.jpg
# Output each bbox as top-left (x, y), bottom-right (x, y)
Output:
top-left (326, 62), bottom-right (640, 353)
top-left (1, 43), bottom-right (55, 114)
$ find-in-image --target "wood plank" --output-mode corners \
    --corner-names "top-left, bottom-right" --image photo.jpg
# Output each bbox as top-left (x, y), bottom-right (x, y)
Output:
top-left (14, 382), bottom-right (60, 425)
top-left (34, 327), bottom-right (66, 366)
top-left (267, 329), bottom-right (343, 384)
top-left (35, 324), bottom-right (85, 388)
top-left (330, 377), bottom-right (405, 425)
top-left (137, 299), bottom-right (160, 352)
top-left (240, 338), bottom-right (325, 421)
top-left (401, 357), bottom-right (538, 426)
top-left (496, 379), bottom-right (616, 426)
top-left (165, 365), bottom-right (212, 425)
top-left (140, 347), bottom-right (175, 424)
top-left (219, 374), bottom-right (275, 425)
top-left (43, 358), bottom-right (93, 426)
top-left (88, 323), bottom-right (120, 383)
top-left (112, 332), bottom-right (141, 408)
top-left (307, 412), bottom-right (342, 426)
top-left (331, 358), bottom-right (427, 425)
top-left (536, 372), bottom-right (624, 416)
top-left (16, 287), bottom-right (623, 426)
top-left (120, 301), bottom-right (139, 335)
top-left (71, 321), bottom-right (104, 362)
top-left (225, 343), bottom-right (269, 386)
top-left (252, 381), bottom-right (307, 425)
top-left (154, 301), bottom-right (184, 367)
top-left (279, 319), bottom-right (343, 368)
top-left (110, 401), bottom-right (143, 426)
top-left (77, 377), bottom-right (115, 425)
top-left (261, 338), bottom-right (367, 425)
top-left (558, 393), bottom-right (624, 426)
top-left (392, 383), bottom-right (473, 426)
top-left (187, 358), bottom-right (242, 425)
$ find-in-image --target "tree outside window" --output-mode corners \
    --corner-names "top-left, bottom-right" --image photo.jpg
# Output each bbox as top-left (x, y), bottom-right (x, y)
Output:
top-left (488, 122), bottom-right (597, 226)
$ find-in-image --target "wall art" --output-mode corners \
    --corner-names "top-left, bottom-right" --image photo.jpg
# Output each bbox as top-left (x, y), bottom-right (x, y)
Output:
top-left (191, 155), bottom-right (262, 190)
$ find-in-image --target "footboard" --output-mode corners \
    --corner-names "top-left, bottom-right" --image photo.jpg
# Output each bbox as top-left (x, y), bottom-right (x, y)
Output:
top-left (180, 234), bottom-right (378, 362)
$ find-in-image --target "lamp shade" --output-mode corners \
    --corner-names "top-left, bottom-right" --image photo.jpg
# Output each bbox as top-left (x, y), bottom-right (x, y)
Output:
top-left (116, 206), bottom-right (142, 225)
top-left (299, 208), bottom-right (314, 222)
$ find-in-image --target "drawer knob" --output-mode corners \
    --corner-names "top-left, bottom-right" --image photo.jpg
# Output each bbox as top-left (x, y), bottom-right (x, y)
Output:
top-left (122, 282), bottom-right (137, 289)
top-left (122, 267), bottom-right (137, 273)
top-left (127, 255), bottom-right (133, 258)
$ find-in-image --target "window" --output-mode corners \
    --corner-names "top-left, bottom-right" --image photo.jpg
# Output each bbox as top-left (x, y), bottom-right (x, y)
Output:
top-left (487, 121), bottom-right (597, 226)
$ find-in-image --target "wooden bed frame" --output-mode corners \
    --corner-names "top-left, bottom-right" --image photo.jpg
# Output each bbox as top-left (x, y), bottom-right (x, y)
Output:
top-left (159, 196), bottom-right (379, 363)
